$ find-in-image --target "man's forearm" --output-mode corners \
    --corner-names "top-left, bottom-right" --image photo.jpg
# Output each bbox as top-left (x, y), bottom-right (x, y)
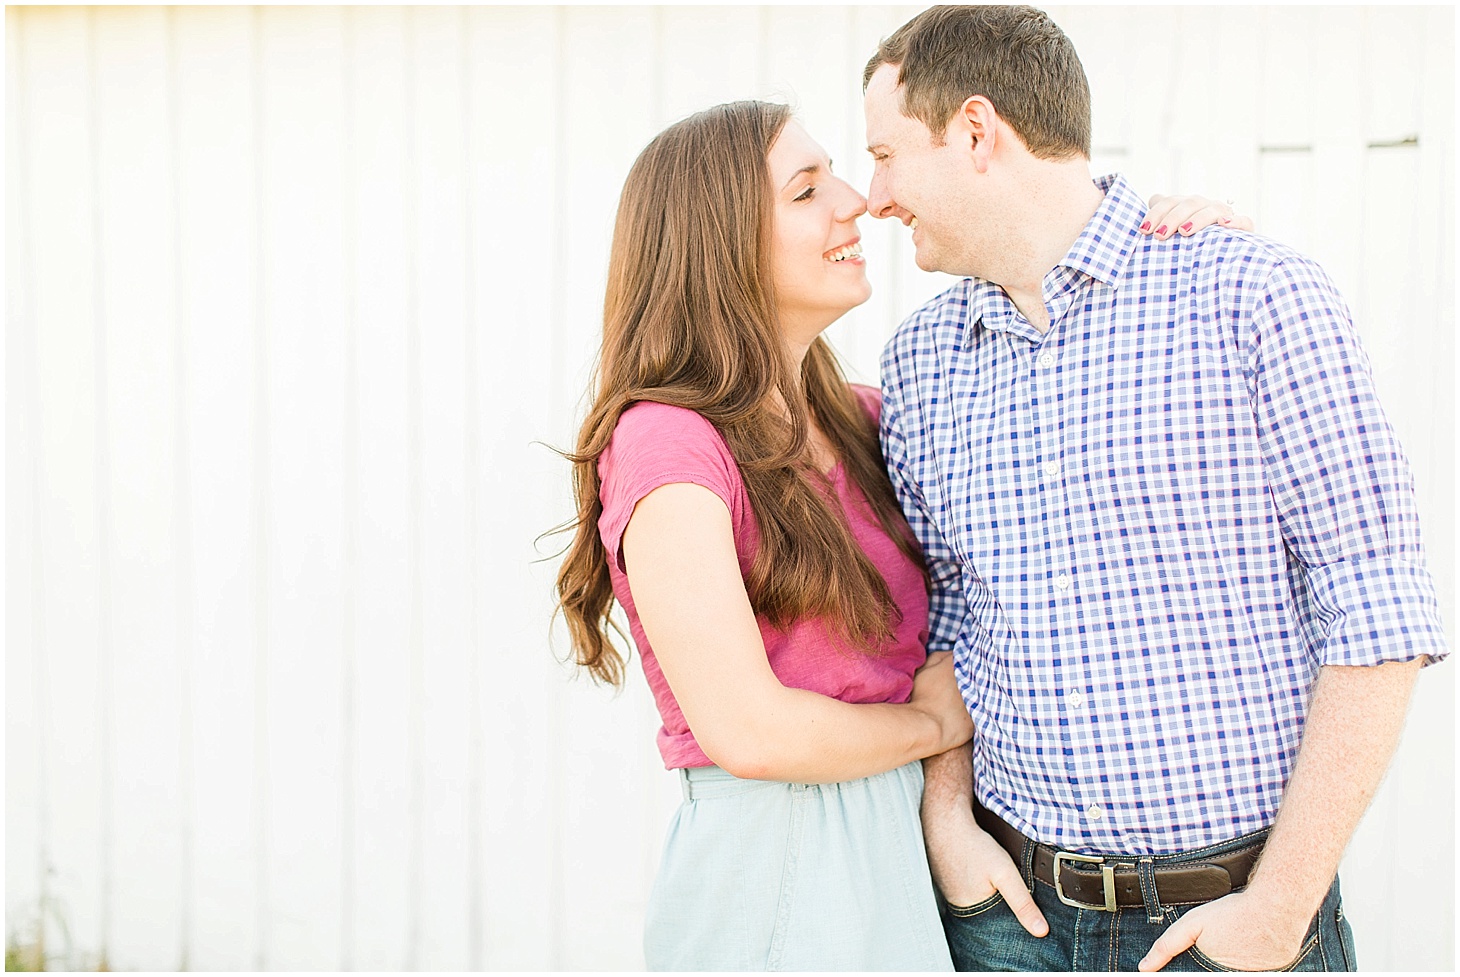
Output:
top-left (1245, 659), bottom-right (1423, 926)
top-left (922, 740), bottom-right (974, 816)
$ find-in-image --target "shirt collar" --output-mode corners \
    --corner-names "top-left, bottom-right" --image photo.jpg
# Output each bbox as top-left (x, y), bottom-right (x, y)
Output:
top-left (956, 173), bottom-right (1144, 346)
top-left (1059, 172), bottom-right (1144, 288)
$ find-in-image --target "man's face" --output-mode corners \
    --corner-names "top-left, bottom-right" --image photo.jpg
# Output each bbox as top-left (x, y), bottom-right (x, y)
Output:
top-left (863, 63), bottom-right (984, 276)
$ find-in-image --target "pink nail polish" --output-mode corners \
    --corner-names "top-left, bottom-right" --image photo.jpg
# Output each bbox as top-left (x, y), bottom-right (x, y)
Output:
top-left (1180, 221), bottom-right (1193, 233)
top-left (1155, 224), bottom-right (1168, 236)
top-left (1218, 216), bottom-right (1232, 225)
top-left (1140, 220), bottom-right (1152, 232)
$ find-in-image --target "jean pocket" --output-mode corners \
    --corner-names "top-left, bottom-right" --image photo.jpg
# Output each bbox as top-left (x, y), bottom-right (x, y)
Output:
top-left (1184, 934), bottom-right (1319, 973)
top-left (944, 890), bottom-right (1006, 919)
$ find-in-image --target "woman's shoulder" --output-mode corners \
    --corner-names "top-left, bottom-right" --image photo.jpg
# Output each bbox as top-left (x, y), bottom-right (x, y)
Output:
top-left (603, 400), bottom-right (735, 478)
top-left (613, 400), bottom-right (722, 443)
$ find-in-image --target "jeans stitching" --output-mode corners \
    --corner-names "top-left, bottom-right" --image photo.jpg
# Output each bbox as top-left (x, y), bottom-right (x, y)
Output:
top-left (1337, 902), bottom-right (1355, 971)
top-left (1137, 857), bottom-right (1163, 923)
top-left (1108, 904), bottom-right (1120, 971)
top-left (1072, 908), bottom-right (1082, 970)
top-left (1280, 935), bottom-right (1320, 972)
top-left (945, 891), bottom-right (1006, 918)
top-left (1187, 933), bottom-right (1319, 973)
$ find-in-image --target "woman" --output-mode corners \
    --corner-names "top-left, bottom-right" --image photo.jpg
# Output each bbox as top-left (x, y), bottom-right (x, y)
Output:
top-left (554, 101), bottom-right (1241, 971)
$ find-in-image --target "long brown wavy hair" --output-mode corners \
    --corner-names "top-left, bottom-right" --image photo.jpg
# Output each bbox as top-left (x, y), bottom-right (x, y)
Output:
top-left (554, 100), bottom-right (924, 687)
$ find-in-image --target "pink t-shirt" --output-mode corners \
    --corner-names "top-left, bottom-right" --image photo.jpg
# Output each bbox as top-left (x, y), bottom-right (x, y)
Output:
top-left (597, 385), bottom-right (932, 769)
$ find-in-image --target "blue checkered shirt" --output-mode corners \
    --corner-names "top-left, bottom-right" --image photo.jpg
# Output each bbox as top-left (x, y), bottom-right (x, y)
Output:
top-left (880, 173), bottom-right (1448, 855)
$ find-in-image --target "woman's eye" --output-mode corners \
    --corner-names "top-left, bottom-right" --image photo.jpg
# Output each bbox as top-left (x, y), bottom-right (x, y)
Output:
top-left (793, 186), bottom-right (816, 202)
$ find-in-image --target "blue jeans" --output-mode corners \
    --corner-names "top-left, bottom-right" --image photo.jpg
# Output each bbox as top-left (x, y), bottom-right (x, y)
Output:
top-left (940, 830), bottom-right (1356, 972)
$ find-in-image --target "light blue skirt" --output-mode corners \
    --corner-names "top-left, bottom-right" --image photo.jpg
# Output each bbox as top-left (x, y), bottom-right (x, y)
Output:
top-left (643, 760), bottom-right (954, 972)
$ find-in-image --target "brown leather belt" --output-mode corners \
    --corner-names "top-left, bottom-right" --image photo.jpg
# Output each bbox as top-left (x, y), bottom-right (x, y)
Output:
top-left (973, 802), bottom-right (1266, 912)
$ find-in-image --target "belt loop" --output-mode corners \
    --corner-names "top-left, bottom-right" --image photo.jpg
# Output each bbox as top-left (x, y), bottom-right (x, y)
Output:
top-left (679, 768), bottom-right (692, 801)
top-left (1021, 837), bottom-right (1036, 892)
top-left (1137, 857), bottom-right (1163, 923)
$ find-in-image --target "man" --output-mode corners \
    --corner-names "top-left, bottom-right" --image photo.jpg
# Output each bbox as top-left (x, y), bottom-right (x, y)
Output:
top-left (863, 5), bottom-right (1448, 972)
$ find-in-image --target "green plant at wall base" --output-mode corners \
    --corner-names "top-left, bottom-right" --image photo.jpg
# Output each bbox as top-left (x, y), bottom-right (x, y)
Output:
top-left (5, 923), bottom-right (44, 973)
top-left (5, 894), bottom-right (109, 973)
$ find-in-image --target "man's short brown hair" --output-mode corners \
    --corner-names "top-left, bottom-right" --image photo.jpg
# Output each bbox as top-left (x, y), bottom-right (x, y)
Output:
top-left (863, 5), bottom-right (1091, 159)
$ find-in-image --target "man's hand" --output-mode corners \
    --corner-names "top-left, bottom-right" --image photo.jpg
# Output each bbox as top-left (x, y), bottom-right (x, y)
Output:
top-left (1138, 888), bottom-right (1311, 972)
top-left (923, 796), bottom-right (1048, 937)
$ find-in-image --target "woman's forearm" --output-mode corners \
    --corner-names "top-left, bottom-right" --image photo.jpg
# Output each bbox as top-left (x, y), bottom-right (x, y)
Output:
top-left (700, 683), bottom-right (959, 783)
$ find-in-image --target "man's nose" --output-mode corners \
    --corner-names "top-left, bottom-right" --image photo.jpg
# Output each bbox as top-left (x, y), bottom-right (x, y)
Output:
top-left (866, 170), bottom-right (898, 220)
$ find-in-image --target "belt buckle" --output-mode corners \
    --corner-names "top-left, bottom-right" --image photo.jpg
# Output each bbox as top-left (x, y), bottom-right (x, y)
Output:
top-left (1052, 851), bottom-right (1119, 912)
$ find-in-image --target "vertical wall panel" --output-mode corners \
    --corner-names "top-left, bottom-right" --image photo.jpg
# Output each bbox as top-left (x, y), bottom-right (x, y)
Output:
top-left (1256, 7), bottom-right (1319, 257)
top-left (21, 8), bottom-right (109, 968)
top-left (1120, 5), bottom-right (1182, 196)
top-left (5, 7), bottom-right (44, 961)
top-left (1362, 6), bottom-right (1425, 146)
top-left (342, 5), bottom-right (412, 970)
top-left (1307, 9), bottom-right (1366, 303)
top-left (256, 7), bottom-right (349, 968)
top-left (172, 5), bottom-right (260, 969)
top-left (1207, 7), bottom-right (1264, 222)
top-left (91, 6), bottom-right (186, 969)
top-left (469, 6), bottom-right (567, 969)
top-left (409, 6), bottom-right (474, 969)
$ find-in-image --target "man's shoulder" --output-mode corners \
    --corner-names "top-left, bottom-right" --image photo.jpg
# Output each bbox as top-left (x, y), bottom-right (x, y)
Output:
top-left (885, 277), bottom-right (980, 356)
top-left (1165, 225), bottom-right (1330, 289)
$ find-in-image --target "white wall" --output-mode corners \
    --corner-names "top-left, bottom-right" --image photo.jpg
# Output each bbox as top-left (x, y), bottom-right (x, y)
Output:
top-left (5, 4), bottom-right (1453, 971)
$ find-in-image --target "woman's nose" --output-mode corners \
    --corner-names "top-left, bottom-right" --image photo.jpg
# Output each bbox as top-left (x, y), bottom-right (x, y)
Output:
top-left (837, 180), bottom-right (868, 222)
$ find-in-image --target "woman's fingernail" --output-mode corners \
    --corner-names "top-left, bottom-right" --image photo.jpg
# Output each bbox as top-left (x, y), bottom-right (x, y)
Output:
top-left (1218, 216), bottom-right (1232, 225)
top-left (1155, 224), bottom-right (1168, 236)
top-left (1140, 220), bottom-right (1152, 232)
top-left (1180, 221), bottom-right (1194, 233)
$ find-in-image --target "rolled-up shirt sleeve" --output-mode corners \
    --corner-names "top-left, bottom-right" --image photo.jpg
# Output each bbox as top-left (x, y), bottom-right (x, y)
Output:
top-left (1247, 256), bottom-right (1449, 667)
top-left (880, 342), bottom-right (968, 656)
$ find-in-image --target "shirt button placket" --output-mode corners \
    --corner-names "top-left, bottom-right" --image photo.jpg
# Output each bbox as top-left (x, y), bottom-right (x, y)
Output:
top-left (1035, 345), bottom-right (1067, 600)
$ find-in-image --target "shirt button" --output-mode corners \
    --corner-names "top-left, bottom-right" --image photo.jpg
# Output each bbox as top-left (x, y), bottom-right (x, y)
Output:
top-left (1039, 351), bottom-right (1056, 368)
top-left (1055, 573), bottom-right (1070, 591)
top-left (1087, 804), bottom-right (1104, 822)
top-left (1067, 689), bottom-right (1086, 708)
top-left (1043, 460), bottom-right (1061, 477)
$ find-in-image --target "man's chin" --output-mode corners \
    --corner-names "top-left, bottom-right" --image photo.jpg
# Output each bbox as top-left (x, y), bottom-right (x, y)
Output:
top-left (915, 245), bottom-right (974, 278)
top-left (913, 246), bottom-right (943, 274)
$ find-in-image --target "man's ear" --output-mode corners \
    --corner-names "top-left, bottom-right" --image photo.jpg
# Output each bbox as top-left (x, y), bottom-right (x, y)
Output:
top-left (955, 95), bottom-right (998, 173)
